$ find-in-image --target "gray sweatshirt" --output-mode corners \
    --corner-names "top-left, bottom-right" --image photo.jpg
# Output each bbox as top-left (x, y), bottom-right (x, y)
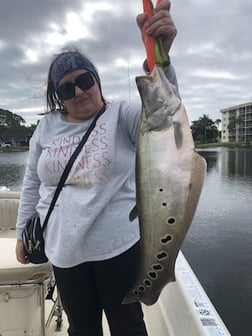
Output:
top-left (16, 65), bottom-right (178, 268)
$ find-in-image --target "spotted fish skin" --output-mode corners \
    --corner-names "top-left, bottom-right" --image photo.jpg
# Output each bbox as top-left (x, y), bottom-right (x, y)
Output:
top-left (123, 65), bottom-right (206, 306)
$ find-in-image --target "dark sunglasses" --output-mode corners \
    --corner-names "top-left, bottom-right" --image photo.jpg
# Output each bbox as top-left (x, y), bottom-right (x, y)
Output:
top-left (56, 72), bottom-right (95, 100)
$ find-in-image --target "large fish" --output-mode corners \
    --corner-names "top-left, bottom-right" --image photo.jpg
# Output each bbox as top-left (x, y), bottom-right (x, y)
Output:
top-left (123, 65), bottom-right (207, 306)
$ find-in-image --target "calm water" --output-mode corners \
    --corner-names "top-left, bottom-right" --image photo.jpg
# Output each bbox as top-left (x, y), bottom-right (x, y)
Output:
top-left (182, 148), bottom-right (252, 336)
top-left (0, 148), bottom-right (252, 335)
top-left (0, 152), bottom-right (28, 191)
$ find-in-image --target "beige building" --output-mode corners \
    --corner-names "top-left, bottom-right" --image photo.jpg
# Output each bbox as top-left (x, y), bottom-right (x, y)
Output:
top-left (220, 102), bottom-right (252, 143)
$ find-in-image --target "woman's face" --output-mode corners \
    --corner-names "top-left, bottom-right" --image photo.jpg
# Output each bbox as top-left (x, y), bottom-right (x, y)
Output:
top-left (58, 69), bottom-right (104, 123)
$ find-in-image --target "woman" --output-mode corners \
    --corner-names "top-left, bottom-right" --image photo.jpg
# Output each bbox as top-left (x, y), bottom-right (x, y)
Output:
top-left (16, 1), bottom-right (177, 335)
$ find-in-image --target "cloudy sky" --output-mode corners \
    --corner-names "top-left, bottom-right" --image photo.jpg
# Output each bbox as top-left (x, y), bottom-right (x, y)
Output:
top-left (0, 0), bottom-right (251, 126)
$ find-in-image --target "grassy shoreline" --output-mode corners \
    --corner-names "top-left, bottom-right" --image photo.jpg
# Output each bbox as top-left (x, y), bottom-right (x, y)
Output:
top-left (0, 146), bottom-right (29, 152)
top-left (196, 142), bottom-right (252, 149)
top-left (0, 142), bottom-right (251, 152)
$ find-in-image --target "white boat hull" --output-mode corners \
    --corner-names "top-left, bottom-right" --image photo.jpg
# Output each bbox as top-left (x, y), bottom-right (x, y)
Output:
top-left (0, 191), bottom-right (231, 336)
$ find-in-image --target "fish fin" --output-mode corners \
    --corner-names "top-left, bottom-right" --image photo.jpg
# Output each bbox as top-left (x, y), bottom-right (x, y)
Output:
top-left (173, 121), bottom-right (183, 149)
top-left (122, 294), bottom-right (136, 305)
top-left (129, 205), bottom-right (138, 221)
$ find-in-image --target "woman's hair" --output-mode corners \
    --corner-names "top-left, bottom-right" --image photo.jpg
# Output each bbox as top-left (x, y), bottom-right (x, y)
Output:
top-left (46, 46), bottom-right (106, 112)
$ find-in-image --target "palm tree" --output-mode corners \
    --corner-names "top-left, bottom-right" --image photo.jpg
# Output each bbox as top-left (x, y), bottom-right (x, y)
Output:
top-left (191, 114), bottom-right (218, 143)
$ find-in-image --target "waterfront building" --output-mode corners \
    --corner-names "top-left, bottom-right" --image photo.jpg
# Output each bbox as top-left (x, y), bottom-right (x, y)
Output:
top-left (220, 102), bottom-right (252, 143)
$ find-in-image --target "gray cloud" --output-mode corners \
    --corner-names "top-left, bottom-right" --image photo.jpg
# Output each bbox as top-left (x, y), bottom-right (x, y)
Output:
top-left (0, 0), bottom-right (251, 125)
top-left (171, 0), bottom-right (252, 121)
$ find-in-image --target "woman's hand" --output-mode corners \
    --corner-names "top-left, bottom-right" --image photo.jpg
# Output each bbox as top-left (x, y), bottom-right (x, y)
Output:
top-left (136, 0), bottom-right (177, 56)
top-left (16, 239), bottom-right (30, 264)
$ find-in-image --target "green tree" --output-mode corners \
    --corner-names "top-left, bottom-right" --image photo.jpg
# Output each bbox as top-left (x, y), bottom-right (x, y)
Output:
top-left (215, 119), bottom-right (222, 139)
top-left (0, 108), bottom-right (25, 128)
top-left (191, 114), bottom-right (219, 144)
top-left (0, 108), bottom-right (37, 145)
top-left (215, 118), bottom-right (221, 128)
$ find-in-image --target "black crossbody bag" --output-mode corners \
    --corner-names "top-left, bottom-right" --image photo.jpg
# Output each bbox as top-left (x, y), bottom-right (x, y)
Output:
top-left (22, 106), bottom-right (106, 264)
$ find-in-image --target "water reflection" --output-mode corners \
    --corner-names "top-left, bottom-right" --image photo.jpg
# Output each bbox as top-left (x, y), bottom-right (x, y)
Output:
top-left (220, 148), bottom-right (252, 177)
top-left (198, 148), bottom-right (252, 178)
top-left (197, 148), bottom-right (221, 173)
top-left (183, 147), bottom-right (252, 336)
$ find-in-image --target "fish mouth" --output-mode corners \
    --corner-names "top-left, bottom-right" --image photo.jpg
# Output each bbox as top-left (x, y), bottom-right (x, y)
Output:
top-left (136, 65), bottom-right (178, 96)
top-left (135, 65), bottom-right (181, 132)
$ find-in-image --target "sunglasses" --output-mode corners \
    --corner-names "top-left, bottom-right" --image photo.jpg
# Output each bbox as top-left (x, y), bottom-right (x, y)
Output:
top-left (56, 72), bottom-right (95, 100)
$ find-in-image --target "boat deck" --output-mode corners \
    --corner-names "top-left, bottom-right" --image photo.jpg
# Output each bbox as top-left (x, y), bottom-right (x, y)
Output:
top-left (0, 234), bottom-right (231, 336)
top-left (0, 190), bottom-right (231, 336)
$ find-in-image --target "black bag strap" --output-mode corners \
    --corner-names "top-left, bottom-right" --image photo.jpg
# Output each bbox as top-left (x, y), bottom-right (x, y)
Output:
top-left (42, 104), bottom-right (106, 232)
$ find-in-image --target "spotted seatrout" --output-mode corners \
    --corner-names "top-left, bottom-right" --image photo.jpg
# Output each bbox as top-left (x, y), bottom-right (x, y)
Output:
top-left (123, 65), bottom-right (207, 306)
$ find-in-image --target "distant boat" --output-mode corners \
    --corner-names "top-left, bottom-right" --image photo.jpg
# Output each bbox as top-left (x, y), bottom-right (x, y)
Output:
top-left (0, 190), bottom-right (231, 335)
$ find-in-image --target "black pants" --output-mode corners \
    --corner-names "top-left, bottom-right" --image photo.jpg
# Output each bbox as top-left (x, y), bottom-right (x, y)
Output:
top-left (53, 242), bottom-right (148, 336)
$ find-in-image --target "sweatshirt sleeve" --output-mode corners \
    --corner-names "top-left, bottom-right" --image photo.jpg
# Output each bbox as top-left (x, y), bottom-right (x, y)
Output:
top-left (166, 63), bottom-right (180, 97)
top-left (16, 124), bottom-right (42, 239)
top-left (118, 101), bottom-right (141, 146)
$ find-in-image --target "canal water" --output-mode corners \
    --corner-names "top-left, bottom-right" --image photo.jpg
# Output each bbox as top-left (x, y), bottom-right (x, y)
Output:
top-left (182, 148), bottom-right (252, 336)
top-left (0, 148), bottom-right (251, 335)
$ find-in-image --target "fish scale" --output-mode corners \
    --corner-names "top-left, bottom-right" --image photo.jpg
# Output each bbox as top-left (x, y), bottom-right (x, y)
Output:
top-left (123, 65), bottom-right (207, 306)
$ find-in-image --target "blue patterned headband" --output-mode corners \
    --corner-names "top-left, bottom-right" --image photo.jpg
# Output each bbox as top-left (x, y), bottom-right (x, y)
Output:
top-left (51, 51), bottom-right (100, 89)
